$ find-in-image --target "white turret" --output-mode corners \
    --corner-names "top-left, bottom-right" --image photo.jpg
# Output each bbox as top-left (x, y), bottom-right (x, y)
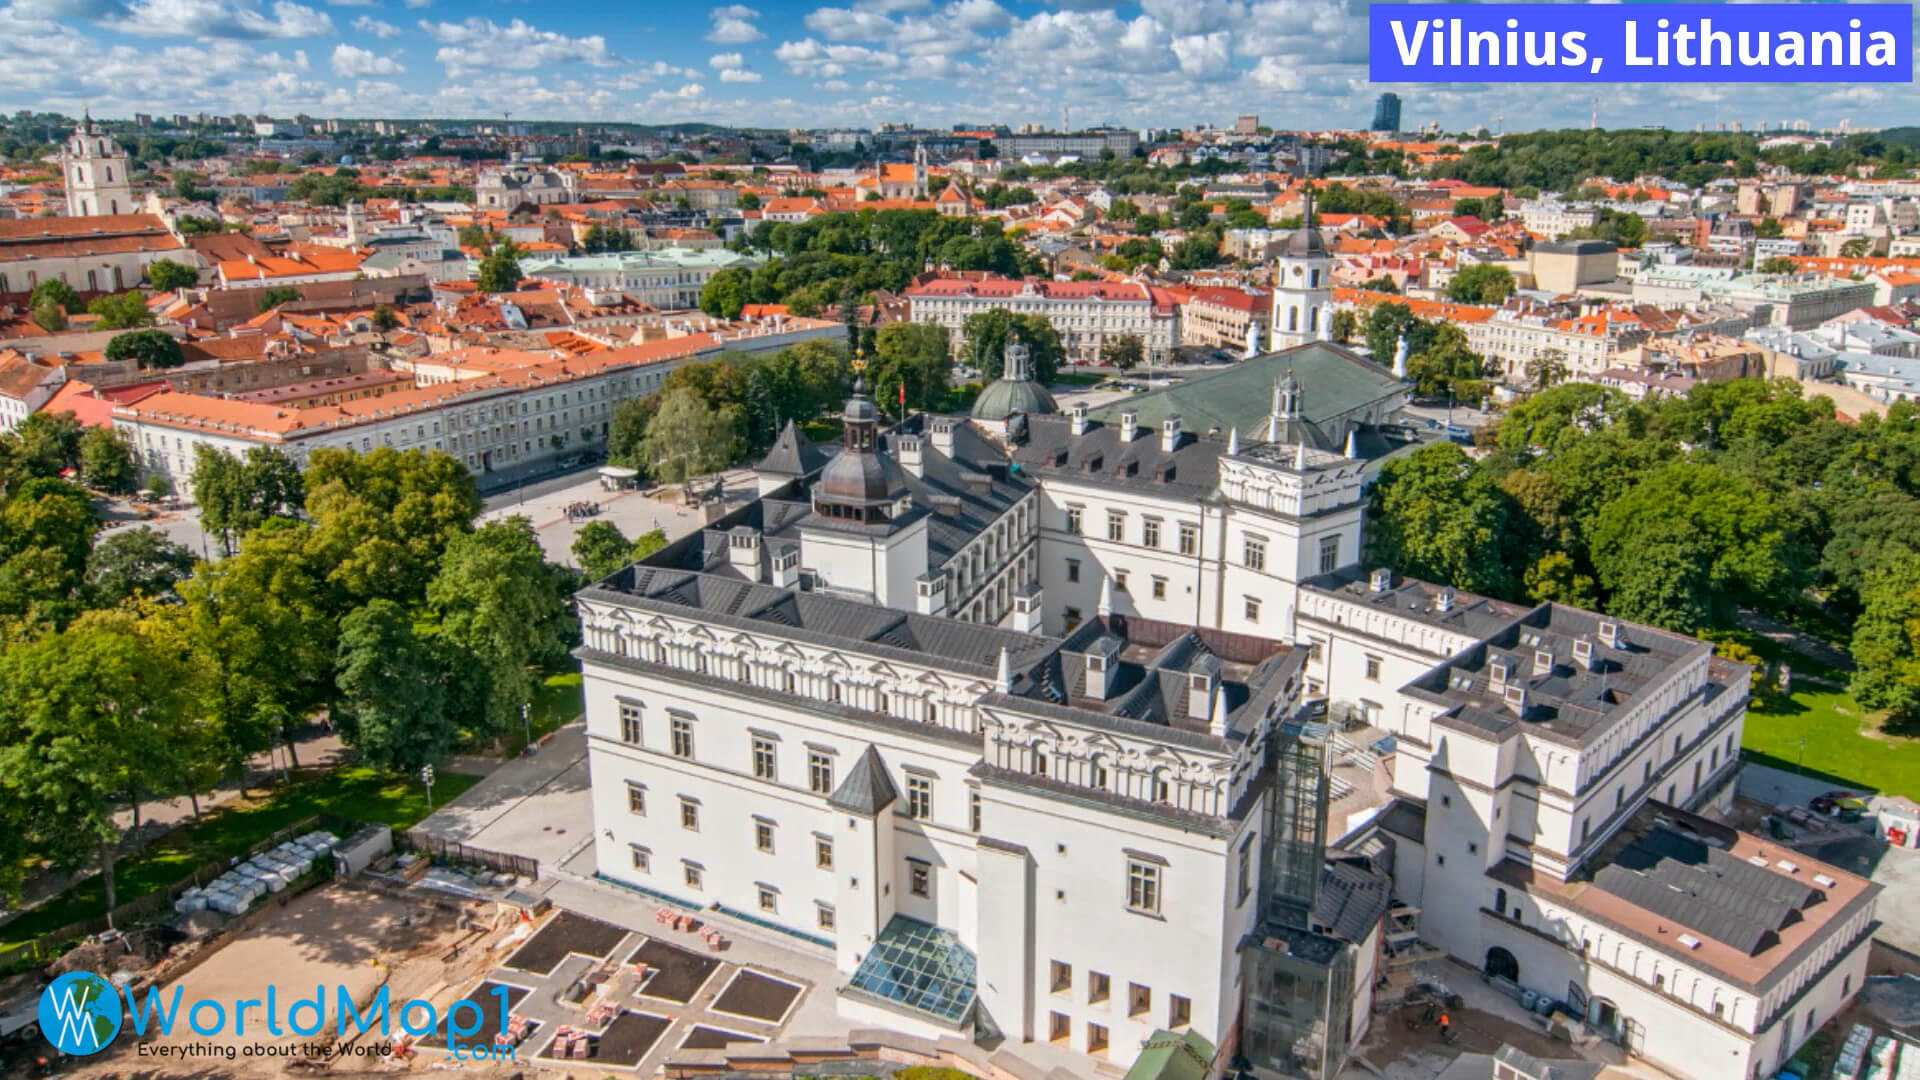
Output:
top-left (1097, 575), bottom-right (1114, 618)
top-left (1391, 333), bottom-right (1409, 379)
top-left (1226, 426), bottom-right (1240, 455)
top-left (1343, 426), bottom-right (1358, 459)
top-left (996, 646), bottom-right (1013, 692)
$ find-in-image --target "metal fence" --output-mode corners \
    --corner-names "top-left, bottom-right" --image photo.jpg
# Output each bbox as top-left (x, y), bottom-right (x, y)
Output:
top-left (2, 813), bottom-right (355, 973)
top-left (396, 830), bottom-right (539, 881)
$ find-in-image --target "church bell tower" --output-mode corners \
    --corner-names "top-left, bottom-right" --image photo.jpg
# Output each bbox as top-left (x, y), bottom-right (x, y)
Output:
top-left (62, 112), bottom-right (134, 218)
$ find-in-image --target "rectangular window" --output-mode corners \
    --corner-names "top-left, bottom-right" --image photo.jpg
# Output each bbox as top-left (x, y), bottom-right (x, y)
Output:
top-left (757, 886), bottom-right (778, 913)
top-left (1107, 511), bottom-right (1125, 542)
top-left (1244, 596), bottom-right (1261, 623)
top-left (1087, 1022), bottom-right (1109, 1055)
top-left (1365, 655), bottom-right (1382, 681)
top-left (629, 845), bottom-right (650, 872)
top-left (815, 836), bottom-right (834, 869)
top-left (1318, 535), bottom-right (1340, 574)
top-left (626, 782), bottom-right (646, 816)
top-left (1151, 576), bottom-right (1167, 600)
top-left (906, 776), bottom-right (932, 820)
top-left (1142, 519), bottom-right (1161, 548)
top-left (1169, 994), bottom-right (1191, 1028)
top-left (909, 860), bottom-right (931, 897)
top-left (1063, 606), bottom-right (1082, 631)
top-left (1051, 960), bottom-right (1072, 993)
top-left (1126, 860), bottom-right (1162, 915)
top-left (1243, 536), bottom-right (1266, 571)
top-left (1114, 570), bottom-right (1128, 593)
top-left (817, 903), bottom-right (835, 931)
top-left (969, 790), bottom-right (982, 833)
top-left (1128, 983), bottom-right (1151, 1018)
top-left (1178, 521), bottom-right (1197, 555)
top-left (670, 715), bottom-right (694, 758)
top-left (1089, 971), bottom-right (1110, 1004)
top-left (618, 701), bottom-right (643, 745)
top-left (1237, 836), bottom-right (1254, 903)
top-left (754, 819), bottom-right (775, 853)
top-left (752, 736), bottom-right (778, 781)
top-left (680, 798), bottom-right (699, 831)
top-left (684, 862), bottom-right (703, 889)
top-left (1049, 1012), bottom-right (1070, 1043)
top-left (1066, 558), bottom-right (1081, 584)
top-left (808, 751), bottom-right (834, 794)
top-left (1066, 507), bottom-right (1082, 534)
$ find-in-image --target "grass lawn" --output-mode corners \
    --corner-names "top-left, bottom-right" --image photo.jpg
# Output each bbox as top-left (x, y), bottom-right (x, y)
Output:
top-left (0, 765), bottom-right (480, 958)
top-left (509, 671), bottom-right (584, 755)
top-left (1050, 373), bottom-right (1104, 386)
top-left (1743, 684), bottom-right (1920, 799)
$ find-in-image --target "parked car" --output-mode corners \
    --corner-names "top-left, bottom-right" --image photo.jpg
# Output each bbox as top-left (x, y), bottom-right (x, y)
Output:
top-left (1810, 791), bottom-right (1868, 819)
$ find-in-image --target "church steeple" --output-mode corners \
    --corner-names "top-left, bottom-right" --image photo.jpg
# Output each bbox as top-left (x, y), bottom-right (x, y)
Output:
top-left (812, 355), bottom-right (901, 525)
top-left (62, 113), bottom-right (132, 218)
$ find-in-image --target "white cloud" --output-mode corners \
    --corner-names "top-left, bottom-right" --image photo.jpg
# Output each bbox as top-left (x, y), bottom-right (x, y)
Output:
top-left (706, 4), bottom-right (763, 43)
top-left (1247, 54), bottom-right (1301, 91)
top-left (331, 42), bottom-right (403, 76)
top-left (719, 68), bottom-right (761, 82)
top-left (324, 0), bottom-right (374, 7)
top-left (402, 0), bottom-right (429, 7)
top-left (774, 37), bottom-right (901, 78)
top-left (107, 0), bottom-right (332, 40)
top-left (350, 14), bottom-right (398, 37)
top-left (420, 17), bottom-right (621, 76)
top-left (709, 51), bottom-right (744, 69)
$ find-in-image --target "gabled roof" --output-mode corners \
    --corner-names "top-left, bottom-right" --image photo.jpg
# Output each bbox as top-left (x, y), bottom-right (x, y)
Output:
top-left (828, 745), bottom-right (899, 815)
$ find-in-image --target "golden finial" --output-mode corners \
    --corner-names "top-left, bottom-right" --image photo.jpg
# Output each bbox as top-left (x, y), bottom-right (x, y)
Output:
top-left (851, 348), bottom-right (866, 373)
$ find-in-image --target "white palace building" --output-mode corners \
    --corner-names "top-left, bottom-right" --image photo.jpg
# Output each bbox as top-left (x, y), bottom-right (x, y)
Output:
top-left (574, 331), bottom-right (1879, 1079)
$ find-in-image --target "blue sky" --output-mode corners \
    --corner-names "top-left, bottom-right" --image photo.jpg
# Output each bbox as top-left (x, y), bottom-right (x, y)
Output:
top-left (0, 0), bottom-right (1908, 132)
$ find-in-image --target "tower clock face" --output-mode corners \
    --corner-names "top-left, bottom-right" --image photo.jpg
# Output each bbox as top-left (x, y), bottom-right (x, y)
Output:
top-left (1292, 265), bottom-right (1303, 277)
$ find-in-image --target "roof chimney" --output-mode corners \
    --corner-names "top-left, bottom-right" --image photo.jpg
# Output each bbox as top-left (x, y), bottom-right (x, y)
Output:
top-left (1160, 413), bottom-right (1182, 453)
top-left (1533, 648), bottom-right (1555, 676)
top-left (1436, 586), bottom-right (1456, 612)
top-left (1069, 401), bottom-right (1088, 436)
top-left (1504, 684), bottom-right (1528, 716)
top-left (1490, 656), bottom-right (1511, 686)
top-left (1119, 410), bottom-right (1139, 443)
top-left (896, 434), bottom-right (924, 477)
top-left (1598, 620), bottom-right (1623, 648)
top-left (1369, 567), bottom-right (1392, 593)
top-left (1573, 637), bottom-right (1595, 670)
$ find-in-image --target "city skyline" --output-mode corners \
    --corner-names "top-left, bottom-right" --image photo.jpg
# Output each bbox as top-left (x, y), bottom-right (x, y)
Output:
top-left (0, 0), bottom-right (1913, 135)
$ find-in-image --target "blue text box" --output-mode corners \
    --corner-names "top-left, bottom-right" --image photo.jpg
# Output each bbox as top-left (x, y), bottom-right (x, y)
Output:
top-left (1368, 4), bottom-right (1911, 82)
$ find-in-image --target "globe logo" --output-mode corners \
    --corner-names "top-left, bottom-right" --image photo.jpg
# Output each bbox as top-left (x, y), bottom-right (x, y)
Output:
top-left (38, 971), bottom-right (122, 1056)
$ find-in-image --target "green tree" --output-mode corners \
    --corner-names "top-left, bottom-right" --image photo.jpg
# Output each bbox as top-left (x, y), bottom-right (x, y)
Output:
top-left (11, 410), bottom-right (85, 478)
top-left (1446, 263), bottom-right (1516, 304)
top-left (637, 388), bottom-right (740, 484)
top-left (86, 526), bottom-right (195, 607)
top-left (78, 426), bottom-right (136, 492)
top-left (1330, 309), bottom-right (1359, 345)
top-left (30, 278), bottom-right (83, 314)
top-left (370, 304), bottom-right (399, 333)
top-left (1169, 230), bottom-right (1223, 270)
top-left (608, 393), bottom-right (662, 471)
top-left (1841, 236), bottom-right (1872, 259)
top-left (1524, 348), bottom-right (1570, 390)
top-left (1361, 302), bottom-right (1434, 369)
top-left (146, 258), bottom-right (198, 291)
top-left (476, 240), bottom-right (523, 293)
top-left (573, 520), bottom-right (635, 579)
top-left (631, 527), bottom-right (668, 561)
top-left (0, 476), bottom-right (98, 626)
top-left (1496, 381), bottom-right (1630, 453)
top-left (738, 192), bottom-right (761, 211)
top-left (1588, 462), bottom-right (1804, 632)
top-left (256, 286), bottom-right (301, 312)
top-left (962, 309), bottom-right (1062, 384)
top-left (104, 328), bottom-right (184, 369)
top-left (1364, 442), bottom-right (1516, 595)
top-left (1100, 334), bottom-right (1145, 372)
top-left (1852, 563), bottom-right (1920, 726)
top-left (86, 291), bottom-right (153, 330)
top-left (1405, 323), bottom-right (1485, 400)
top-left (865, 322), bottom-right (952, 414)
top-left (30, 298), bottom-right (67, 332)
top-left (699, 266), bottom-right (751, 320)
top-left (302, 447), bottom-right (479, 608)
top-left (427, 518), bottom-right (576, 740)
top-left (333, 599), bottom-right (455, 771)
top-left (1758, 256), bottom-right (1798, 274)
top-left (0, 609), bottom-right (197, 909)
top-left (189, 445), bottom-right (304, 554)
top-left (1753, 217), bottom-right (1784, 239)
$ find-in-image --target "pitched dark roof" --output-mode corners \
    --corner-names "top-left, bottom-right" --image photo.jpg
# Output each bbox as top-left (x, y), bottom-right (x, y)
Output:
top-left (756, 420), bottom-right (829, 478)
top-left (1313, 856), bottom-right (1393, 944)
top-left (829, 745), bottom-right (899, 815)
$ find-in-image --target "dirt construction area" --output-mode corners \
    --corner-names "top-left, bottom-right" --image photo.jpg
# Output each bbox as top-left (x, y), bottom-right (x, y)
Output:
top-left (54, 880), bottom-right (532, 1079)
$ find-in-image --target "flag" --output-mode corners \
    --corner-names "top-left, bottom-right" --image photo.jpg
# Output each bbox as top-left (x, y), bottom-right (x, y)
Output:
top-left (898, 382), bottom-right (906, 405)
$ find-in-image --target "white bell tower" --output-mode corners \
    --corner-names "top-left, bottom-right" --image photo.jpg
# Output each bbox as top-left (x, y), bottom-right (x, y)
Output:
top-left (1271, 186), bottom-right (1331, 349)
top-left (62, 112), bottom-right (134, 218)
